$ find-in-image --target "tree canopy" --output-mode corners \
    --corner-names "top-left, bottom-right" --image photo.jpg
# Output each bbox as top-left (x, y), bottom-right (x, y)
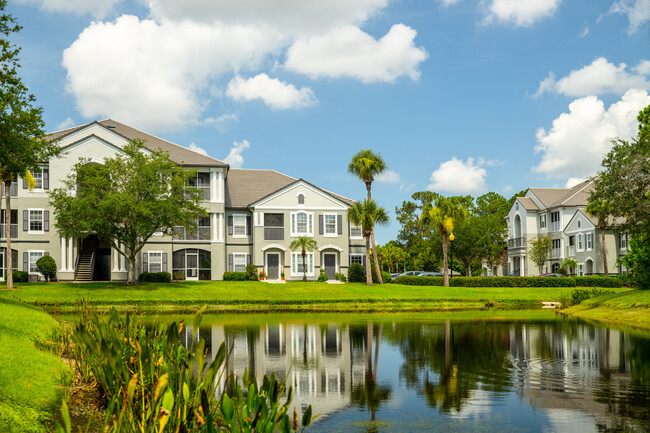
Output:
top-left (348, 199), bottom-right (389, 285)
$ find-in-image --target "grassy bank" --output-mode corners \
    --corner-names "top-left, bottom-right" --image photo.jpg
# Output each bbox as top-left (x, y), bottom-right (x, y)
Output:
top-left (0, 281), bottom-right (632, 313)
top-left (0, 299), bottom-right (71, 433)
top-left (562, 290), bottom-right (650, 329)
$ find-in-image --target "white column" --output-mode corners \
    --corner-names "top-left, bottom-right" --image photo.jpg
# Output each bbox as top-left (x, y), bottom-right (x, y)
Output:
top-left (119, 243), bottom-right (126, 271)
top-left (210, 169), bottom-right (218, 203)
top-left (217, 171), bottom-right (224, 203)
top-left (67, 238), bottom-right (74, 272)
top-left (211, 213), bottom-right (218, 241)
top-left (218, 213), bottom-right (224, 241)
top-left (60, 237), bottom-right (66, 271)
top-left (113, 246), bottom-right (119, 272)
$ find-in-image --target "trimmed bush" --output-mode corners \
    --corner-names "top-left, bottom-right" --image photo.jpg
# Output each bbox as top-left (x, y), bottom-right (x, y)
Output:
top-left (335, 272), bottom-right (347, 283)
top-left (348, 263), bottom-right (365, 283)
top-left (12, 271), bottom-right (28, 283)
top-left (573, 276), bottom-right (623, 288)
top-left (36, 255), bottom-right (57, 281)
top-left (245, 264), bottom-right (258, 281)
top-left (222, 271), bottom-right (249, 281)
top-left (138, 272), bottom-right (171, 283)
top-left (395, 276), bottom-right (578, 287)
top-left (317, 268), bottom-right (328, 282)
top-left (394, 275), bottom-right (443, 286)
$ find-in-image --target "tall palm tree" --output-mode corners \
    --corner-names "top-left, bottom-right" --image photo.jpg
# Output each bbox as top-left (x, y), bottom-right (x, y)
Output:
top-left (586, 199), bottom-right (612, 277)
top-left (348, 199), bottom-right (390, 285)
top-left (348, 149), bottom-right (386, 284)
top-left (289, 236), bottom-right (317, 281)
top-left (423, 197), bottom-right (468, 287)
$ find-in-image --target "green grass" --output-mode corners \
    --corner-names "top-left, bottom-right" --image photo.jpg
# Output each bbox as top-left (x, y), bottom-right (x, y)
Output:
top-left (0, 281), bottom-right (633, 313)
top-left (0, 298), bottom-right (71, 433)
top-left (562, 290), bottom-right (650, 329)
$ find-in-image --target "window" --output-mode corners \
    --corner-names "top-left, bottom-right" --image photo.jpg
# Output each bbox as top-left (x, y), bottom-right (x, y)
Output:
top-left (578, 220), bottom-right (581, 228)
top-left (31, 170), bottom-right (43, 189)
top-left (148, 252), bottom-right (162, 273)
top-left (586, 233), bottom-right (593, 250)
top-left (291, 212), bottom-right (313, 236)
top-left (264, 213), bottom-right (284, 241)
top-left (539, 214), bottom-right (546, 229)
top-left (552, 239), bottom-right (561, 258)
top-left (233, 253), bottom-right (247, 272)
top-left (350, 225), bottom-right (362, 239)
top-left (292, 252), bottom-right (314, 276)
top-left (298, 194), bottom-right (305, 205)
top-left (174, 217), bottom-right (211, 240)
top-left (550, 211), bottom-right (561, 231)
top-left (620, 233), bottom-right (629, 249)
top-left (324, 214), bottom-right (336, 235)
top-left (577, 233), bottom-right (584, 251)
top-left (29, 210), bottom-right (44, 232)
top-left (578, 264), bottom-right (584, 276)
top-left (29, 251), bottom-right (44, 274)
top-left (233, 215), bottom-right (247, 237)
top-left (350, 254), bottom-right (363, 265)
top-left (1, 210), bottom-right (18, 239)
top-left (26, 168), bottom-right (48, 190)
top-left (187, 172), bottom-right (210, 200)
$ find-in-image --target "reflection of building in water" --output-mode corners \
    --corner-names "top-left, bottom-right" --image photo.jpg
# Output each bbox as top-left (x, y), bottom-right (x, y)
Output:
top-left (184, 322), bottom-right (367, 421)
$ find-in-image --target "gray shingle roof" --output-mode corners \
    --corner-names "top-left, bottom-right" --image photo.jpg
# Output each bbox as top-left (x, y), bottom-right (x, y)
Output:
top-left (528, 180), bottom-right (592, 209)
top-left (47, 119), bottom-right (228, 167)
top-left (517, 197), bottom-right (539, 210)
top-left (225, 169), bottom-right (297, 208)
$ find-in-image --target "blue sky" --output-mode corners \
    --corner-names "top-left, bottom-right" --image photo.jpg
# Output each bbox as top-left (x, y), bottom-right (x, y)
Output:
top-left (8, 0), bottom-right (650, 243)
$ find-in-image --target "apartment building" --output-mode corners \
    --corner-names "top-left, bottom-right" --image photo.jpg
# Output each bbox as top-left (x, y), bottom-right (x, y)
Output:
top-left (0, 120), bottom-right (364, 282)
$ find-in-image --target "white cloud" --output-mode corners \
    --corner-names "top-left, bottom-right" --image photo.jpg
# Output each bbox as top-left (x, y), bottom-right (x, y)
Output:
top-left (62, 15), bottom-right (282, 132)
top-left (375, 169), bottom-right (401, 183)
top-left (580, 25), bottom-right (590, 37)
top-left (428, 157), bottom-right (487, 194)
top-left (565, 177), bottom-right (584, 188)
top-left (224, 140), bottom-right (251, 168)
top-left (502, 185), bottom-right (513, 194)
top-left (533, 88), bottom-right (650, 180)
top-left (204, 113), bottom-right (239, 132)
top-left (285, 24), bottom-right (428, 83)
top-left (483, 0), bottom-right (561, 27)
top-left (438, 0), bottom-right (461, 6)
top-left (400, 183), bottom-right (416, 192)
top-left (56, 117), bottom-right (75, 130)
top-left (534, 57), bottom-right (650, 97)
top-left (188, 142), bottom-right (208, 156)
top-left (226, 74), bottom-right (317, 110)
top-left (610, 0), bottom-right (650, 33)
top-left (16, 0), bottom-right (122, 18)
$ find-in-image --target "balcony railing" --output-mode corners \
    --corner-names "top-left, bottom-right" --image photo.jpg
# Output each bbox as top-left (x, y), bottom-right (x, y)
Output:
top-left (551, 249), bottom-right (562, 259)
top-left (551, 222), bottom-right (561, 232)
top-left (264, 227), bottom-right (284, 241)
top-left (508, 237), bottom-right (525, 248)
top-left (173, 226), bottom-right (210, 241)
top-left (568, 246), bottom-right (575, 256)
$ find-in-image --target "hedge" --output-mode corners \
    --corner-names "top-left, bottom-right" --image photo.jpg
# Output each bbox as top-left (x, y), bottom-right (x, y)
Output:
top-left (573, 276), bottom-right (623, 288)
top-left (223, 271), bottom-right (250, 281)
top-left (12, 271), bottom-right (28, 283)
top-left (394, 276), bottom-right (577, 287)
top-left (393, 275), bottom-right (444, 286)
top-left (138, 272), bottom-right (172, 283)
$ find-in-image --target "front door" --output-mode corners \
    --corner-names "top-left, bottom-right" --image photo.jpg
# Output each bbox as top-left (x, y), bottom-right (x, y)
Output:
top-left (324, 253), bottom-right (336, 280)
top-left (267, 253), bottom-right (280, 280)
top-left (186, 253), bottom-right (199, 280)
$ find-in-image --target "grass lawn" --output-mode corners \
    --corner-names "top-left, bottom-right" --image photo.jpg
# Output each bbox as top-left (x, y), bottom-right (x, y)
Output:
top-left (0, 298), bottom-right (71, 433)
top-left (562, 289), bottom-right (650, 329)
top-left (0, 280), bottom-right (634, 313)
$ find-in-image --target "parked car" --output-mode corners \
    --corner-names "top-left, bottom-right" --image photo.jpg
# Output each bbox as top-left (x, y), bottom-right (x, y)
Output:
top-left (398, 270), bottom-right (424, 277)
top-left (390, 273), bottom-right (401, 279)
top-left (420, 272), bottom-right (443, 277)
top-left (540, 273), bottom-right (566, 277)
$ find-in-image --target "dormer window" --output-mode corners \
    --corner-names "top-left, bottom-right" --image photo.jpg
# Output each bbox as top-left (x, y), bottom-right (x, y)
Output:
top-left (298, 194), bottom-right (305, 205)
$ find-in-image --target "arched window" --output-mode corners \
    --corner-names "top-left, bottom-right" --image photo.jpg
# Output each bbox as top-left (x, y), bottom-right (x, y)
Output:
top-left (298, 194), bottom-right (305, 205)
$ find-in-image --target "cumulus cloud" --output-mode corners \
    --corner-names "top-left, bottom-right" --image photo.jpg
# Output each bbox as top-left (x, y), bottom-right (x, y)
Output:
top-left (483, 0), bottom-right (561, 27)
top-left (285, 24), bottom-right (428, 83)
top-left (56, 117), bottom-right (76, 130)
top-left (428, 157), bottom-right (487, 194)
top-left (224, 140), bottom-right (251, 168)
top-left (533, 88), bottom-right (650, 180)
top-left (226, 74), bottom-right (317, 110)
top-left (16, 0), bottom-right (122, 18)
top-left (534, 57), bottom-right (650, 97)
top-left (188, 142), bottom-right (208, 156)
top-left (610, 0), bottom-right (650, 33)
top-left (375, 170), bottom-right (401, 183)
top-left (204, 113), bottom-right (239, 132)
top-left (62, 15), bottom-right (282, 132)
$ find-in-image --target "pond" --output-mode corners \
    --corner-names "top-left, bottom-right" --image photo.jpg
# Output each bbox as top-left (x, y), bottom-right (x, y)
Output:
top-left (140, 311), bottom-right (649, 432)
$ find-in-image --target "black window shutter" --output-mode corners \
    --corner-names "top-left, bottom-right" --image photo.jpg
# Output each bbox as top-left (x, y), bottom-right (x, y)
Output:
top-left (23, 210), bottom-right (28, 231)
top-left (337, 215), bottom-right (342, 235)
top-left (228, 254), bottom-right (233, 272)
top-left (362, 255), bottom-right (366, 268)
top-left (319, 215), bottom-right (324, 235)
top-left (162, 253), bottom-right (168, 272)
top-left (23, 252), bottom-right (28, 272)
top-left (143, 253), bottom-right (148, 273)
top-left (43, 169), bottom-right (49, 190)
top-left (228, 216), bottom-right (233, 235)
top-left (44, 211), bottom-right (50, 232)
top-left (246, 216), bottom-right (251, 235)
top-left (247, 254), bottom-right (251, 265)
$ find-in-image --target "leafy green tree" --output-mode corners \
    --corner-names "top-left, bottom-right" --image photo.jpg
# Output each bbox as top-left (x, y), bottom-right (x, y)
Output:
top-left (0, 1), bottom-right (60, 289)
top-left (586, 199), bottom-right (613, 276)
top-left (423, 196), bottom-right (468, 286)
top-left (621, 234), bottom-right (650, 290)
top-left (289, 236), bottom-right (317, 282)
top-left (49, 140), bottom-right (206, 284)
top-left (348, 199), bottom-right (390, 285)
top-left (528, 235), bottom-right (553, 275)
top-left (561, 258), bottom-right (577, 276)
top-left (348, 149), bottom-right (386, 284)
top-left (36, 255), bottom-right (57, 282)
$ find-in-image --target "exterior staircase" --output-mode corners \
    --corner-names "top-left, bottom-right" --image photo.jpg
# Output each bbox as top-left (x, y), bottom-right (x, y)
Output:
top-left (75, 238), bottom-right (97, 281)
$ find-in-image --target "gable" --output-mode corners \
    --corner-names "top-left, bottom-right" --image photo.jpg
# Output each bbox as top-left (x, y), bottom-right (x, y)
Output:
top-left (564, 210), bottom-right (595, 233)
top-left (55, 123), bottom-right (129, 150)
top-left (252, 181), bottom-right (349, 210)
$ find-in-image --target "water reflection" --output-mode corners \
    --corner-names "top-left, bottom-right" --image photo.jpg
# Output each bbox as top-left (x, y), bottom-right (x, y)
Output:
top-left (176, 315), bottom-right (650, 432)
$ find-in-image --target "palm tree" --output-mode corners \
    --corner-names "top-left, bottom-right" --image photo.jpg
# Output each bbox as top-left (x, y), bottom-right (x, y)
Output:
top-left (586, 199), bottom-right (612, 276)
top-left (289, 236), bottom-right (317, 281)
top-left (423, 197), bottom-right (468, 287)
top-left (348, 199), bottom-right (390, 285)
top-left (348, 149), bottom-right (386, 284)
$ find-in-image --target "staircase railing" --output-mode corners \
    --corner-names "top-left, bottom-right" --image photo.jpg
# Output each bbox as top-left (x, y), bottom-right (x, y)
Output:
top-left (88, 249), bottom-right (97, 281)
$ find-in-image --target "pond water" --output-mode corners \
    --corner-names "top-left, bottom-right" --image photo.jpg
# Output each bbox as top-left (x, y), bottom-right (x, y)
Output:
top-left (145, 311), bottom-right (650, 432)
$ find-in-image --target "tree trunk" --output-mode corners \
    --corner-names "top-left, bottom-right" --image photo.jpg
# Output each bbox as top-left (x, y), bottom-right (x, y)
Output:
top-left (442, 233), bottom-right (449, 287)
top-left (364, 235), bottom-right (372, 285)
top-left (371, 231), bottom-right (383, 284)
top-left (302, 250), bottom-right (307, 282)
top-left (601, 226), bottom-right (608, 277)
top-left (366, 321), bottom-right (373, 372)
top-left (127, 254), bottom-right (137, 284)
top-left (466, 263), bottom-right (472, 277)
top-left (4, 181), bottom-right (13, 289)
top-left (373, 324), bottom-right (383, 381)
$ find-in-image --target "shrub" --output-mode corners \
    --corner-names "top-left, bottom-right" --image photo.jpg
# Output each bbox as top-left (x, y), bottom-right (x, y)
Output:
top-left (317, 268), bottom-right (328, 282)
top-left (223, 271), bottom-right (249, 281)
top-left (335, 272), bottom-right (347, 282)
top-left (371, 270), bottom-right (393, 284)
top-left (616, 273), bottom-right (636, 288)
top-left (348, 262), bottom-right (366, 283)
top-left (245, 264), bottom-right (258, 281)
top-left (570, 288), bottom-right (614, 305)
top-left (173, 271), bottom-right (185, 281)
top-left (573, 276), bottom-right (623, 288)
top-left (137, 272), bottom-right (171, 283)
top-left (12, 271), bottom-right (28, 283)
top-left (36, 255), bottom-right (57, 281)
top-left (394, 276), bottom-right (579, 287)
top-left (394, 275), bottom-right (444, 286)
